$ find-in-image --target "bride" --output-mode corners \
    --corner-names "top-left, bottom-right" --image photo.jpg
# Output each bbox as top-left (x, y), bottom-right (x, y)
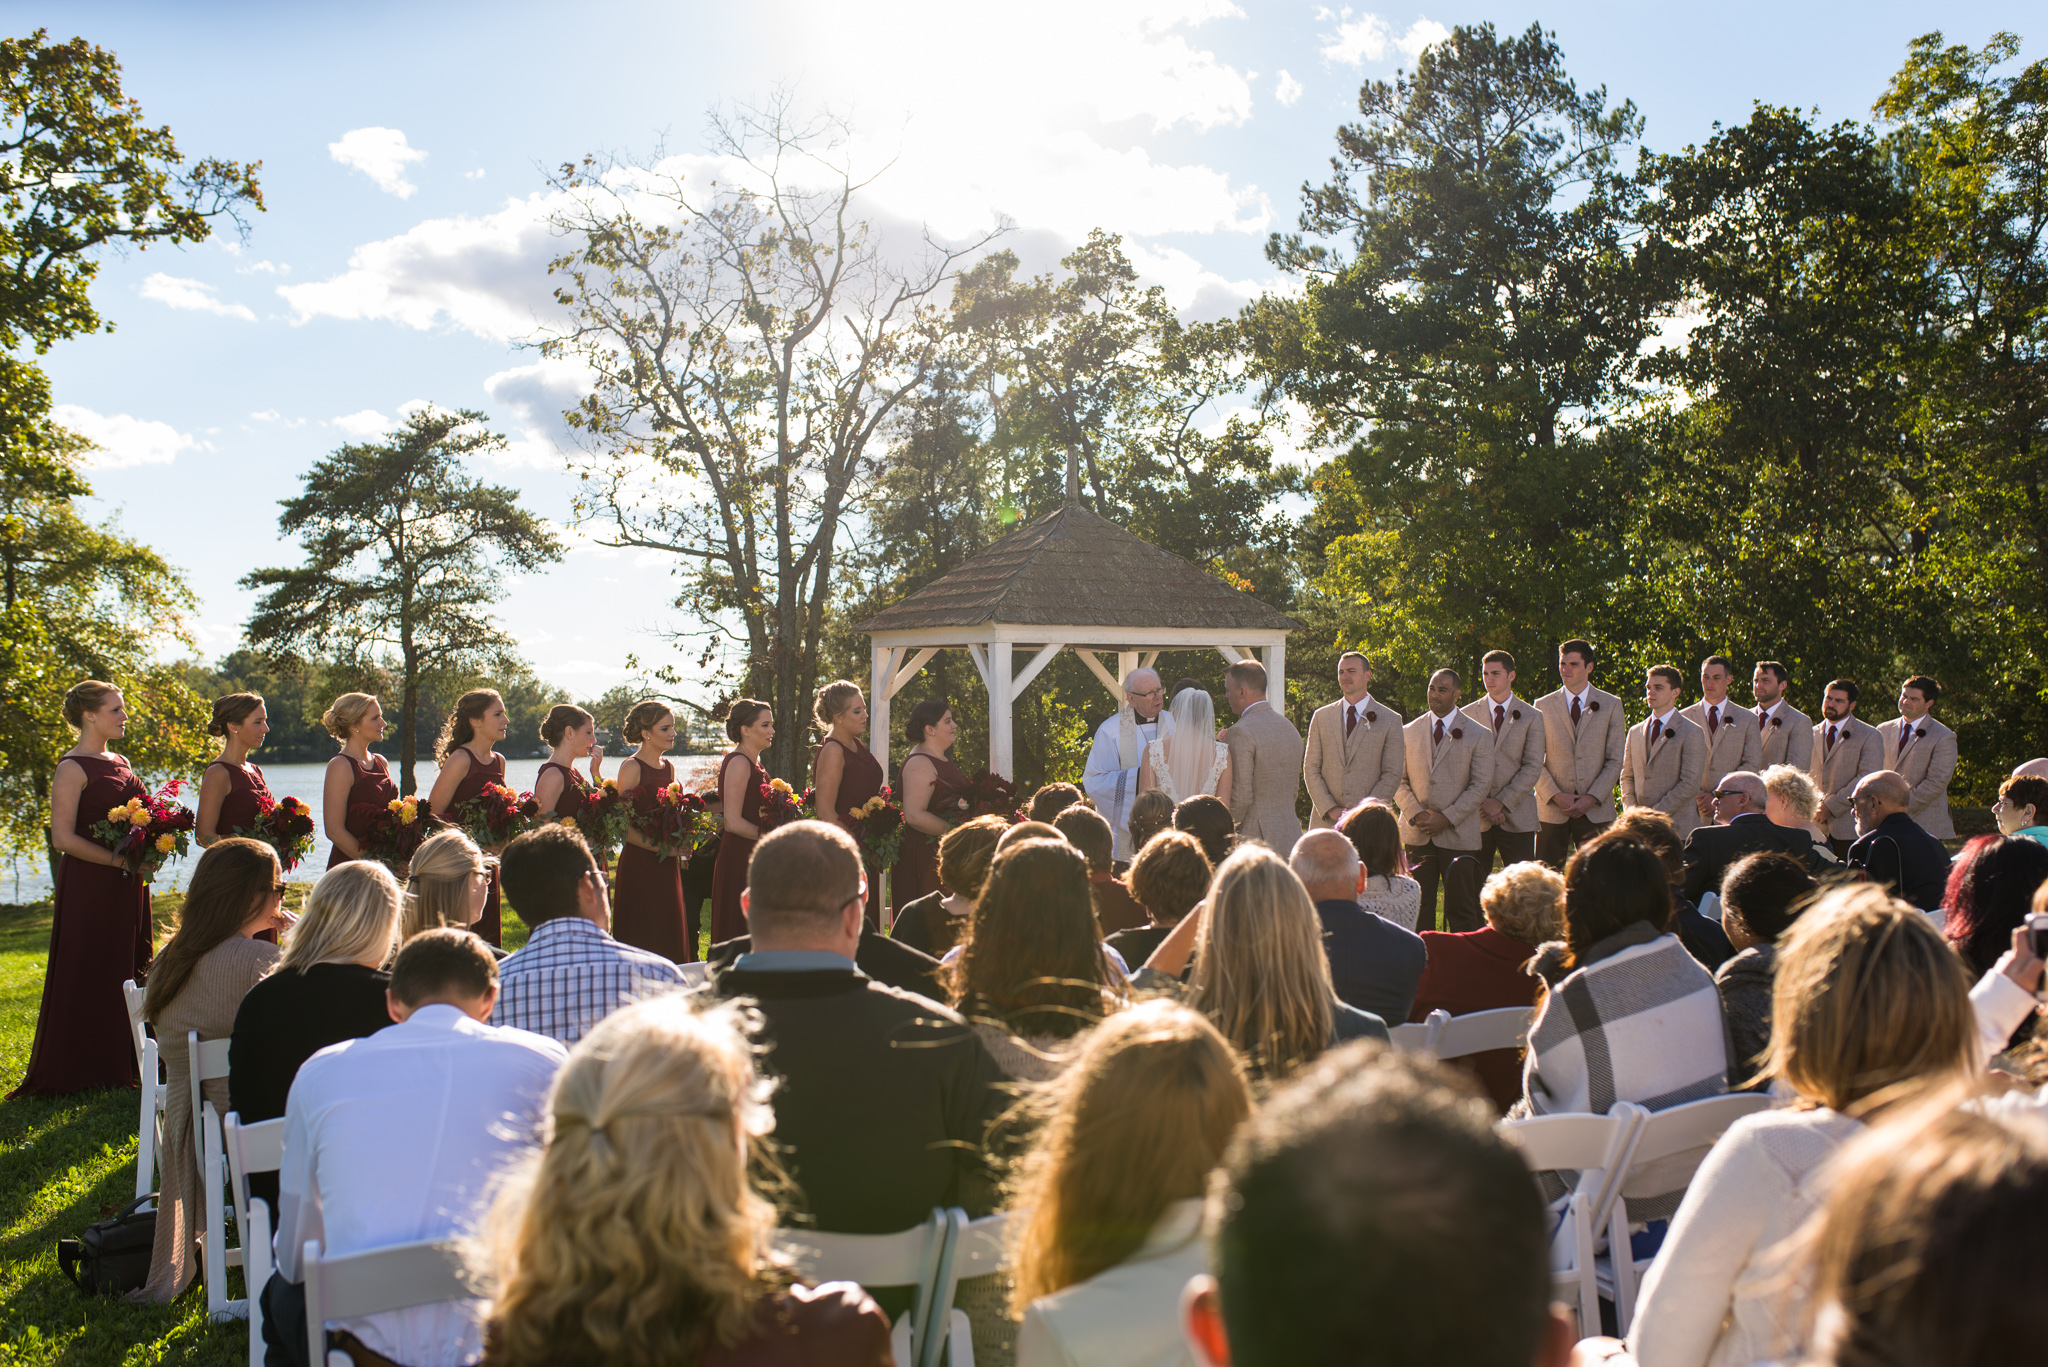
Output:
top-left (1139, 687), bottom-right (1233, 805)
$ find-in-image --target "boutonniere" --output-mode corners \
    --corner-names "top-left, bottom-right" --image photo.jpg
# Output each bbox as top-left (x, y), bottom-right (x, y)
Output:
top-left (1511, 709), bottom-right (1522, 722)
top-left (1450, 727), bottom-right (1465, 741)
top-left (1365, 710), bottom-right (1378, 726)
top-left (1588, 700), bottom-right (1601, 712)
top-left (1770, 716), bottom-right (1782, 727)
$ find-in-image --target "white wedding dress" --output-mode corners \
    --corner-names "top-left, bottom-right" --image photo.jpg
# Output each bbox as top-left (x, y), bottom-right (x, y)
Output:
top-left (1145, 736), bottom-right (1230, 802)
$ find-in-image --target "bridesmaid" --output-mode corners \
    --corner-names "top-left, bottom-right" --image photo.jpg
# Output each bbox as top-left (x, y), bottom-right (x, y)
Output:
top-left (708, 700), bottom-right (774, 945)
top-left (811, 680), bottom-right (885, 928)
top-left (196, 693), bottom-right (273, 845)
top-left (534, 704), bottom-right (605, 858)
top-left (426, 689), bottom-right (510, 947)
top-left (9, 680), bottom-right (154, 1096)
top-left (892, 699), bottom-right (965, 916)
top-left (612, 699), bottom-right (693, 963)
top-left (320, 693), bottom-right (399, 871)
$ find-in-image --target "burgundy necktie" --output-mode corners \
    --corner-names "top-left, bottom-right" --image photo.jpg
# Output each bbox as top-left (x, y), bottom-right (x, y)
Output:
top-left (1494, 703), bottom-right (1505, 735)
top-left (1898, 723), bottom-right (1915, 754)
top-left (1570, 695), bottom-right (1581, 727)
top-left (1434, 718), bottom-right (1445, 747)
top-left (1708, 704), bottom-right (1719, 737)
top-left (1650, 717), bottom-right (1663, 745)
top-left (1757, 706), bottom-right (1768, 727)
top-left (1346, 704), bottom-right (1357, 738)
top-left (1827, 724), bottom-right (1838, 754)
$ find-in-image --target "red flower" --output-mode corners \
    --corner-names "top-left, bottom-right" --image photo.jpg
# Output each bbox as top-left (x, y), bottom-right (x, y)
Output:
top-left (1450, 727), bottom-right (1464, 740)
top-left (1588, 700), bottom-right (1600, 712)
top-left (1511, 709), bottom-right (1523, 721)
top-left (1770, 716), bottom-right (1783, 727)
top-left (1365, 710), bottom-right (1378, 725)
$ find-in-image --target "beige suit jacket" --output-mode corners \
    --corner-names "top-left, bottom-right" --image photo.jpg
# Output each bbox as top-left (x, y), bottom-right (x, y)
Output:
top-left (1395, 712), bottom-right (1494, 851)
top-left (1462, 695), bottom-right (1545, 834)
top-left (1533, 687), bottom-right (1627, 825)
top-left (1877, 714), bottom-right (1958, 840)
top-left (1303, 695), bottom-right (1405, 826)
top-left (1622, 713), bottom-right (1709, 830)
top-left (1810, 715), bottom-right (1885, 841)
top-left (1756, 701), bottom-right (1815, 770)
top-left (1224, 700), bottom-right (1305, 852)
top-left (1679, 699), bottom-right (1763, 831)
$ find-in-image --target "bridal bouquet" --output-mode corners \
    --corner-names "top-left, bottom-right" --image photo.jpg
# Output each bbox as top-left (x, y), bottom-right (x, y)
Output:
top-left (352, 795), bottom-right (440, 865)
top-left (569, 778), bottom-right (633, 858)
top-left (447, 782), bottom-right (537, 850)
top-left (755, 777), bottom-right (810, 835)
top-left (91, 780), bottom-right (196, 882)
top-left (848, 787), bottom-right (907, 871)
top-left (627, 781), bottom-right (714, 862)
top-left (937, 769), bottom-right (1021, 825)
top-left (244, 794), bottom-right (317, 873)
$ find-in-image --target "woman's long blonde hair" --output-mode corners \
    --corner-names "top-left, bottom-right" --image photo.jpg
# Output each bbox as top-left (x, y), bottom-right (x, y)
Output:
top-left (480, 995), bottom-right (781, 1365)
top-left (278, 861), bottom-right (401, 973)
top-left (1187, 845), bottom-right (1336, 1081)
top-left (1006, 1000), bottom-right (1250, 1312)
top-left (404, 829), bottom-right (484, 940)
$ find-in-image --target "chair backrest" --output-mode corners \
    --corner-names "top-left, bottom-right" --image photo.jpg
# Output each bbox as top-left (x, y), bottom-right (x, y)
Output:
top-left (303, 1236), bottom-right (474, 1367)
top-left (1432, 1005), bottom-right (1535, 1061)
top-left (123, 979), bottom-right (148, 1075)
top-left (224, 1112), bottom-right (286, 1223)
top-left (1614, 1093), bottom-right (1773, 1219)
top-left (1389, 1008), bottom-right (1448, 1054)
top-left (773, 1211), bottom-right (949, 1367)
top-left (1498, 1109), bottom-right (1637, 1177)
top-left (188, 1031), bottom-right (233, 1083)
top-left (678, 960), bottom-right (711, 987)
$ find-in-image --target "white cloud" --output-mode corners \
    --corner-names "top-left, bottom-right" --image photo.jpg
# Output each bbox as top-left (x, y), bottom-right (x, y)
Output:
top-left (1320, 10), bottom-right (1447, 66)
top-left (330, 409), bottom-right (393, 438)
top-left (249, 409), bottom-right (279, 421)
top-left (329, 126), bottom-right (428, 198)
top-left (236, 259), bottom-right (289, 275)
top-left (1275, 70), bottom-right (1304, 105)
top-left (51, 404), bottom-right (202, 468)
top-left (139, 273), bottom-right (257, 321)
top-left (464, 168), bottom-right (486, 180)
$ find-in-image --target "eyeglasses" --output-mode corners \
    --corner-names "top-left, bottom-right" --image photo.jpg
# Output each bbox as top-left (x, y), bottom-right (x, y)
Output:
top-left (1129, 688), bottom-right (1164, 700)
top-left (1709, 790), bottom-right (1747, 800)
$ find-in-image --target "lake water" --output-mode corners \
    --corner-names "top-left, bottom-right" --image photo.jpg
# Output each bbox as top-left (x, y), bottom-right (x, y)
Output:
top-left (3, 754), bottom-right (721, 903)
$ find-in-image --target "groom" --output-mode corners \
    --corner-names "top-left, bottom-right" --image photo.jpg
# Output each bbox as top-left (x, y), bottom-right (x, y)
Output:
top-left (1084, 667), bottom-right (1173, 862)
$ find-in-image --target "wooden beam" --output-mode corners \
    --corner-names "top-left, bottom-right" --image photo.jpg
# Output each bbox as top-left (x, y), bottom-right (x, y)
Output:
top-left (887, 646), bottom-right (940, 700)
top-left (1077, 649), bottom-right (1123, 700)
top-left (1012, 643), bottom-right (1063, 693)
top-left (989, 641), bottom-right (1014, 778)
top-left (1216, 646), bottom-right (1244, 665)
top-left (965, 644), bottom-right (993, 693)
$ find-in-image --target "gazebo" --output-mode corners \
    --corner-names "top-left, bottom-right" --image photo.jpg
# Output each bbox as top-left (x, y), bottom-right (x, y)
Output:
top-left (856, 501), bottom-right (1303, 780)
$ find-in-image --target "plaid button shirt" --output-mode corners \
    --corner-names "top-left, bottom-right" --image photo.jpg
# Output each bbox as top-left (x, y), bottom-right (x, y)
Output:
top-left (490, 916), bottom-right (688, 1045)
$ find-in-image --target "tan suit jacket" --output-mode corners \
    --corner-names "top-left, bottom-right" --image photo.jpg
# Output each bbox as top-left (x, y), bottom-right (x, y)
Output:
top-left (1395, 711), bottom-right (1494, 851)
top-left (1756, 701), bottom-right (1815, 770)
top-left (1678, 699), bottom-right (1763, 834)
top-left (1877, 714), bottom-right (1958, 840)
top-left (1622, 712), bottom-right (1708, 829)
top-left (1810, 715), bottom-right (1885, 842)
top-left (1303, 695), bottom-right (1405, 826)
top-left (1533, 687), bottom-right (1627, 826)
top-left (1224, 700), bottom-right (1305, 852)
top-left (1462, 695), bottom-right (1545, 834)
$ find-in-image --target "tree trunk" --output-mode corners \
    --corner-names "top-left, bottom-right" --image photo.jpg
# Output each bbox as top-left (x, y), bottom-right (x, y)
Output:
top-left (400, 644), bottom-right (420, 796)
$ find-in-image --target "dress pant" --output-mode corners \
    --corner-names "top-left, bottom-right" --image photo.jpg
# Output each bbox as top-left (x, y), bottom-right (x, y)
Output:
top-left (1406, 844), bottom-right (1485, 933)
top-left (1477, 826), bottom-right (1539, 875)
top-left (1538, 815), bottom-right (1612, 869)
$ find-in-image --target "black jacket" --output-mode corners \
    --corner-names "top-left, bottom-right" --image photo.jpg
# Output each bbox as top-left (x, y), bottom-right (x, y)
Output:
top-left (709, 927), bottom-right (944, 998)
top-left (1848, 811), bottom-right (1953, 911)
top-left (1681, 813), bottom-right (1814, 904)
top-left (1316, 899), bottom-right (1428, 1024)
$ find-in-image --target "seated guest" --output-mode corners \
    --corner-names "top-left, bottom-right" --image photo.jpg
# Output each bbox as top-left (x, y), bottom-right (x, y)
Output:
top-left (1846, 770), bottom-right (1953, 910)
top-left (1941, 833), bottom-right (2048, 976)
top-left (1055, 805), bottom-right (1149, 934)
top-left (1183, 1045), bottom-right (1573, 1367)
top-left (1612, 807), bottom-right (1735, 970)
top-left (1105, 830), bottom-right (1213, 968)
top-left (403, 829), bottom-right (500, 955)
top-left (493, 824), bottom-right (686, 1045)
top-left (889, 815), bottom-right (1005, 960)
top-left (1138, 845), bottom-right (1387, 1081)
top-left (949, 838), bottom-right (1129, 1081)
top-left (1174, 794), bottom-right (1236, 867)
top-left (1994, 773), bottom-right (2048, 845)
top-left (1010, 1001), bottom-right (1253, 1367)
top-left (713, 821), bottom-right (1007, 1235)
top-left (479, 995), bottom-right (890, 1366)
top-left (1027, 782), bottom-right (1090, 825)
top-left (267, 929), bottom-right (567, 1367)
top-left (1759, 763), bottom-right (1836, 862)
top-left (1410, 861), bottom-right (1563, 1113)
top-left (136, 838), bottom-right (290, 1304)
top-left (1713, 852), bottom-right (1818, 1087)
top-left (1337, 801), bottom-right (1421, 931)
top-left (1626, 884), bottom-right (1976, 1367)
top-left (1127, 788), bottom-right (1176, 862)
top-left (1288, 829), bottom-right (1427, 1023)
top-left (1680, 770), bottom-right (1809, 903)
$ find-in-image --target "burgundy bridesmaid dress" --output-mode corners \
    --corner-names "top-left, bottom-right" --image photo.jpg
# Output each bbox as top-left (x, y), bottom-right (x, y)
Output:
top-left (443, 749), bottom-right (507, 947)
top-left (613, 757), bottom-right (693, 963)
top-left (818, 736), bottom-right (885, 928)
top-left (212, 760), bottom-right (280, 943)
top-left (10, 753), bottom-right (152, 1096)
top-left (327, 752), bottom-right (399, 870)
top-left (891, 752), bottom-right (967, 916)
top-left (708, 750), bottom-right (769, 944)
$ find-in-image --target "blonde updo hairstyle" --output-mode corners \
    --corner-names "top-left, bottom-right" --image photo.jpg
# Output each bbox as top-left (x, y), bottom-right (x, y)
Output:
top-left (435, 688), bottom-right (504, 761)
top-left (280, 861), bottom-right (402, 973)
top-left (1481, 861), bottom-right (1566, 944)
top-left (622, 699), bottom-right (673, 744)
top-left (403, 829), bottom-right (487, 940)
top-left (321, 692), bottom-right (380, 742)
top-left (62, 679), bottom-right (120, 730)
top-left (813, 680), bottom-right (862, 734)
top-left (208, 692), bottom-right (265, 738)
top-left (478, 994), bottom-right (781, 1365)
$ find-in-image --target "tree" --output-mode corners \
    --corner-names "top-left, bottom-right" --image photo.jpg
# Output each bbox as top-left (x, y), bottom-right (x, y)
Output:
top-left (542, 98), bottom-right (1000, 780)
top-left (241, 409), bottom-right (563, 794)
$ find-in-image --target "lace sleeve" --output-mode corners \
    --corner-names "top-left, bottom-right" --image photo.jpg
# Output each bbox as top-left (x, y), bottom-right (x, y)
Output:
top-left (1207, 741), bottom-right (1230, 789)
top-left (1146, 738), bottom-right (1178, 802)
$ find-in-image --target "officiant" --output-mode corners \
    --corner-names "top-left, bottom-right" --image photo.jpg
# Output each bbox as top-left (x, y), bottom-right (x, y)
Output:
top-left (1084, 667), bottom-right (1175, 862)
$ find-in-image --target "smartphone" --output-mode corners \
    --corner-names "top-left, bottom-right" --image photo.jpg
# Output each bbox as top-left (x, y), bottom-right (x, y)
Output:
top-left (2028, 912), bottom-right (2048, 961)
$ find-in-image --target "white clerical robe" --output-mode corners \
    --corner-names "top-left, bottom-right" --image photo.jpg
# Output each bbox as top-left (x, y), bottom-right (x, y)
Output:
top-left (1083, 707), bottom-right (1173, 862)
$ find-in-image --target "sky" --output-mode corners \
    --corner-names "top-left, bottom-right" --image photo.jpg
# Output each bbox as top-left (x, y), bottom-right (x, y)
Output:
top-left (13, 0), bottom-right (2041, 710)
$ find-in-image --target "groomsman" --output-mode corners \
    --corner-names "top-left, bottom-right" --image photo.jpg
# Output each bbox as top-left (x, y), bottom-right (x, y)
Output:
top-left (1811, 678), bottom-right (1885, 859)
top-left (1681, 656), bottom-right (1762, 832)
top-left (1461, 649), bottom-right (1546, 870)
top-left (1396, 669), bottom-right (1494, 931)
top-left (1303, 651), bottom-right (1406, 826)
top-left (1222, 660), bottom-right (1306, 853)
top-left (1877, 675), bottom-right (1958, 840)
top-left (1752, 660), bottom-right (1814, 769)
top-left (1622, 666), bottom-right (1708, 828)
top-left (1534, 638), bottom-right (1627, 867)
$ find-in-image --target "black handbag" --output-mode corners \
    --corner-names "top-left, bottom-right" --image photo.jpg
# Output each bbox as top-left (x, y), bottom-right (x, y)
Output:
top-left (58, 1194), bottom-right (157, 1295)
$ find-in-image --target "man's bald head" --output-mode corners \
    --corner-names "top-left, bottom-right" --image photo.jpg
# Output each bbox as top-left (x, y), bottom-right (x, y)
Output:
top-left (1852, 771), bottom-right (1912, 836)
top-left (1714, 771), bottom-right (1766, 820)
top-left (2016, 759), bottom-right (2048, 782)
top-left (1290, 829), bottom-right (1363, 902)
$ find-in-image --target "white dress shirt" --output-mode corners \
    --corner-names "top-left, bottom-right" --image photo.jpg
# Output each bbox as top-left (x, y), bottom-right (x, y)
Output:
top-left (274, 1004), bottom-right (567, 1366)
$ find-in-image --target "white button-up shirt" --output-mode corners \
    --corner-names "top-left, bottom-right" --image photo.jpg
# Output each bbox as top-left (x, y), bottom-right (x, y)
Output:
top-left (273, 1004), bottom-right (567, 1366)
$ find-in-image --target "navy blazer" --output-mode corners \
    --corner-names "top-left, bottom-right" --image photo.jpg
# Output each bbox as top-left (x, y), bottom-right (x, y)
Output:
top-left (1848, 811), bottom-right (1953, 911)
top-left (1680, 812), bottom-right (1814, 904)
top-left (1316, 898), bottom-right (1428, 1024)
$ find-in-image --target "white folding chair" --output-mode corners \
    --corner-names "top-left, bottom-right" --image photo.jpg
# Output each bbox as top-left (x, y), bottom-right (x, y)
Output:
top-left (225, 1112), bottom-right (286, 1364)
top-left (774, 1209), bottom-right (951, 1367)
top-left (1389, 1010), bottom-right (1446, 1054)
top-left (302, 1236), bottom-right (472, 1367)
top-left (188, 1031), bottom-right (247, 1322)
top-left (1430, 1005), bottom-right (1536, 1062)
top-left (921, 1210), bottom-right (1009, 1367)
top-left (678, 960), bottom-right (711, 988)
top-left (123, 979), bottom-right (166, 1203)
top-left (1600, 1093), bottom-right (1774, 1333)
top-left (1498, 1104), bottom-right (1646, 1337)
